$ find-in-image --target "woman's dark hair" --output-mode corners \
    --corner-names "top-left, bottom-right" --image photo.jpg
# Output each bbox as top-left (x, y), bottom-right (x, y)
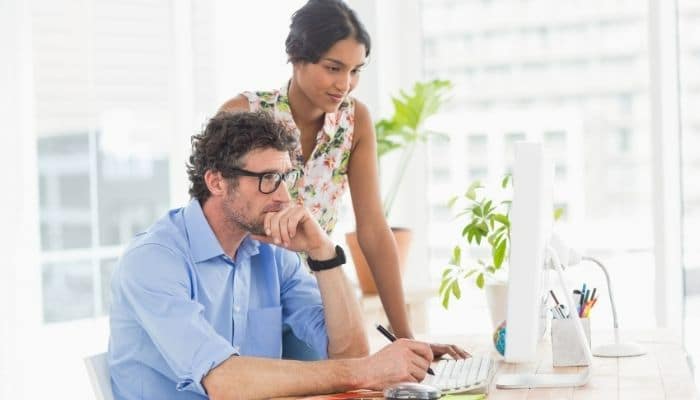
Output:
top-left (285, 0), bottom-right (371, 63)
top-left (186, 111), bottom-right (298, 203)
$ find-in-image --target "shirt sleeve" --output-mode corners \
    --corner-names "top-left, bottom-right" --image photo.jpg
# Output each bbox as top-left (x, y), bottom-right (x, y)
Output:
top-left (277, 249), bottom-right (329, 359)
top-left (114, 243), bottom-right (237, 396)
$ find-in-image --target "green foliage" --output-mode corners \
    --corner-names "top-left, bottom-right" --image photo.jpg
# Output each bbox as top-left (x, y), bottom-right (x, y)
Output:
top-left (376, 79), bottom-right (453, 217)
top-left (439, 175), bottom-right (565, 309)
top-left (439, 176), bottom-right (513, 308)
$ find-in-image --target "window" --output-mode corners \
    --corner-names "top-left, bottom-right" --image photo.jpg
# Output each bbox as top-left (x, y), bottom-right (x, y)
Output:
top-left (422, 0), bottom-right (656, 335)
top-left (33, 1), bottom-right (175, 323)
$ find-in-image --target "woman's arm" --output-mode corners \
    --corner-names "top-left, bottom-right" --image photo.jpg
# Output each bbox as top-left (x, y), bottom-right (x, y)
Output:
top-left (346, 100), bottom-right (413, 338)
top-left (347, 101), bottom-right (470, 360)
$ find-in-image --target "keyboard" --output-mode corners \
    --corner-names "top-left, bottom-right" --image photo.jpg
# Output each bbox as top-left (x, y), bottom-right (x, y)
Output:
top-left (421, 354), bottom-right (496, 394)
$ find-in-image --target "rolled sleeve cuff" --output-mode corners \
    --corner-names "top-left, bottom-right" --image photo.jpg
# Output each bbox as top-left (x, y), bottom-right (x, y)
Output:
top-left (175, 338), bottom-right (239, 396)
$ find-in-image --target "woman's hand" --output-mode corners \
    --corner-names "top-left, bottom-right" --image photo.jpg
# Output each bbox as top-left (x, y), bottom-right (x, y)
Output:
top-left (429, 342), bottom-right (471, 360)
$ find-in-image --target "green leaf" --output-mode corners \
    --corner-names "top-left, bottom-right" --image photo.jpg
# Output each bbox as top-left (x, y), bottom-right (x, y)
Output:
top-left (483, 200), bottom-right (493, 216)
top-left (441, 267), bottom-right (452, 279)
top-left (447, 195), bottom-right (458, 209)
top-left (451, 280), bottom-right (462, 299)
top-left (476, 273), bottom-right (485, 289)
top-left (464, 268), bottom-right (478, 278)
top-left (501, 174), bottom-right (511, 188)
top-left (439, 276), bottom-right (452, 295)
top-left (493, 213), bottom-right (510, 227)
top-left (553, 207), bottom-right (564, 221)
top-left (462, 223), bottom-right (471, 237)
top-left (450, 246), bottom-right (462, 265)
top-left (442, 290), bottom-right (451, 309)
top-left (472, 205), bottom-right (482, 217)
top-left (493, 240), bottom-right (507, 268)
top-left (465, 180), bottom-right (482, 200)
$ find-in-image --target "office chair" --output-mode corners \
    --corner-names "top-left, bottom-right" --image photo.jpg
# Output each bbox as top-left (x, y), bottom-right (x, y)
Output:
top-left (84, 352), bottom-right (115, 400)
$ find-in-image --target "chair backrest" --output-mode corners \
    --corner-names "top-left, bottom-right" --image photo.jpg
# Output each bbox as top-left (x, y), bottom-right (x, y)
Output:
top-left (84, 352), bottom-right (115, 400)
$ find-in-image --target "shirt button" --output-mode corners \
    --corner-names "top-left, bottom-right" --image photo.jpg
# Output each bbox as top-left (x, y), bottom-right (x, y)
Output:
top-left (234, 305), bottom-right (240, 313)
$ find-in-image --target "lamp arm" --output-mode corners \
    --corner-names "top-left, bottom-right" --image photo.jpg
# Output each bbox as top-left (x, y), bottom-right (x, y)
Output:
top-left (581, 255), bottom-right (620, 334)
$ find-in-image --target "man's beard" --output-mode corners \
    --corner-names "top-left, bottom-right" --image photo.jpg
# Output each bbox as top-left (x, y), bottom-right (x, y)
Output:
top-left (222, 198), bottom-right (265, 235)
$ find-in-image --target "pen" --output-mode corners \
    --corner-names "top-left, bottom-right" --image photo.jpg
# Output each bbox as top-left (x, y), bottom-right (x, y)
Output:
top-left (375, 323), bottom-right (434, 376)
top-left (549, 290), bottom-right (560, 306)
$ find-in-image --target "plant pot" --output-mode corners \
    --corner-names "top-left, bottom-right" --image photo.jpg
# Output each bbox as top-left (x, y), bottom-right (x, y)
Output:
top-left (484, 280), bottom-right (508, 329)
top-left (345, 227), bottom-right (412, 295)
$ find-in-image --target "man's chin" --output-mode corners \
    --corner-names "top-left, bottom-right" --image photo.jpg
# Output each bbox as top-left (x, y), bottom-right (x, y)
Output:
top-left (242, 222), bottom-right (266, 236)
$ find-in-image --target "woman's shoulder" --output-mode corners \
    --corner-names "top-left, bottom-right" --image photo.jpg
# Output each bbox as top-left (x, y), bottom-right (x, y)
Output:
top-left (219, 89), bottom-right (282, 113)
top-left (346, 97), bottom-right (372, 128)
top-left (218, 94), bottom-right (250, 113)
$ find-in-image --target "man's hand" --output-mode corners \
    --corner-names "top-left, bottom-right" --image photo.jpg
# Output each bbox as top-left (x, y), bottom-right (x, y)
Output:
top-left (354, 339), bottom-right (434, 390)
top-left (252, 205), bottom-right (334, 258)
top-left (429, 342), bottom-right (471, 360)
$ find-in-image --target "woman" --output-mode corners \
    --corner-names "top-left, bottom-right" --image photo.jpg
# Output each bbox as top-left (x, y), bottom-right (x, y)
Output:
top-left (220, 0), bottom-right (468, 359)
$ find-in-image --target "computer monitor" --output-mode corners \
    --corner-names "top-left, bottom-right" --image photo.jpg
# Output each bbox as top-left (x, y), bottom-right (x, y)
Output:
top-left (502, 141), bottom-right (553, 363)
top-left (496, 141), bottom-right (593, 389)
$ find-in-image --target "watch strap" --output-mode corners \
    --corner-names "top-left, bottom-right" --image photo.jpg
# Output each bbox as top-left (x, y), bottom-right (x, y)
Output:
top-left (307, 245), bottom-right (346, 272)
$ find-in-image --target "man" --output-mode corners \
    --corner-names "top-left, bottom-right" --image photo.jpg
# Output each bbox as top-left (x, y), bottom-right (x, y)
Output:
top-left (108, 111), bottom-right (433, 400)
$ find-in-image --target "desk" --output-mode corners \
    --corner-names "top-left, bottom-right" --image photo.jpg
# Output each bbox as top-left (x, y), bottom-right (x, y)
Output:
top-left (411, 329), bottom-right (696, 399)
top-left (277, 329), bottom-right (696, 399)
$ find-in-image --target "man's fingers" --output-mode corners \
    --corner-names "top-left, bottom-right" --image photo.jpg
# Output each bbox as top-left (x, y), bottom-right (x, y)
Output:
top-left (407, 362), bottom-right (426, 382)
top-left (286, 207), bottom-right (305, 239)
top-left (408, 341), bottom-right (434, 362)
top-left (263, 212), bottom-right (273, 236)
top-left (409, 352), bottom-right (432, 375)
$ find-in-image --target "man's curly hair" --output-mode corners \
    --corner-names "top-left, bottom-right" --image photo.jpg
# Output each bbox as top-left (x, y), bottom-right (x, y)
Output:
top-left (186, 110), bottom-right (298, 203)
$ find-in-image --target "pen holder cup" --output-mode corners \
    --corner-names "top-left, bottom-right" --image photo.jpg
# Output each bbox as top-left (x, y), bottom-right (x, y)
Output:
top-left (551, 317), bottom-right (591, 367)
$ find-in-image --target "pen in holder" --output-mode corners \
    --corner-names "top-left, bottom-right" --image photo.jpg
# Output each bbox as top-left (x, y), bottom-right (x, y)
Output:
top-left (551, 317), bottom-right (591, 367)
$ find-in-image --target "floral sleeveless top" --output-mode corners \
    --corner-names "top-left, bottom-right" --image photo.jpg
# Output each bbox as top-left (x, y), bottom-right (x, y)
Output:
top-left (242, 84), bottom-right (355, 235)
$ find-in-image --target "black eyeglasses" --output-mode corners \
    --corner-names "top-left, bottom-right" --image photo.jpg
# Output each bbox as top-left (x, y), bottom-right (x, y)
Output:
top-left (226, 167), bottom-right (301, 194)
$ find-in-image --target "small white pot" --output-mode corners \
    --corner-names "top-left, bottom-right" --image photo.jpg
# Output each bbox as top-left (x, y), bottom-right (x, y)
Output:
top-left (484, 280), bottom-right (508, 329)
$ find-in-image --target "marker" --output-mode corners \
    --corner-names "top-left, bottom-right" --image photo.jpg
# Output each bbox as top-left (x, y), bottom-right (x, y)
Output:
top-left (375, 323), bottom-right (434, 376)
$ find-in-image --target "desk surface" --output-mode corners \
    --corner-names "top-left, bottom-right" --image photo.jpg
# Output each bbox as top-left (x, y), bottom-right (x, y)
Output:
top-left (278, 329), bottom-right (696, 399)
top-left (427, 329), bottom-right (697, 400)
top-left (488, 330), bottom-right (697, 399)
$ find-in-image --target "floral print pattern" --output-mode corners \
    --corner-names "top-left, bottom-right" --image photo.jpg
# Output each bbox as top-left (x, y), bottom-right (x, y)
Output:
top-left (242, 84), bottom-right (355, 234)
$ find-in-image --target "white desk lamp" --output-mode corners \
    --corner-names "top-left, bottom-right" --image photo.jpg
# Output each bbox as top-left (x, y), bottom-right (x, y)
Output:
top-left (550, 235), bottom-right (646, 358)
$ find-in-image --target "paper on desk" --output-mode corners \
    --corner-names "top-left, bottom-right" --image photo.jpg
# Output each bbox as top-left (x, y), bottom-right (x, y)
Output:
top-left (442, 394), bottom-right (486, 400)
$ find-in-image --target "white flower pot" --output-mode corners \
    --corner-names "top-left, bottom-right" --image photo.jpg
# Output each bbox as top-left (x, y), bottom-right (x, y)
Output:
top-left (484, 281), bottom-right (508, 329)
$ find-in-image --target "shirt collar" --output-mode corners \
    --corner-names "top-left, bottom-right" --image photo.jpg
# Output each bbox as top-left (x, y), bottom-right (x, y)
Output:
top-left (184, 199), bottom-right (261, 263)
top-left (184, 199), bottom-right (225, 263)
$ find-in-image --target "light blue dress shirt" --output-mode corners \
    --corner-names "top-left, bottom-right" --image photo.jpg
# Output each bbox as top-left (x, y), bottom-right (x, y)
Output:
top-left (108, 200), bottom-right (329, 400)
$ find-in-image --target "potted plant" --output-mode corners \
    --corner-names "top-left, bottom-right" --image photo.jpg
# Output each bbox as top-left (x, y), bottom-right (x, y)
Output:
top-left (346, 79), bottom-right (453, 294)
top-left (439, 175), bottom-right (563, 327)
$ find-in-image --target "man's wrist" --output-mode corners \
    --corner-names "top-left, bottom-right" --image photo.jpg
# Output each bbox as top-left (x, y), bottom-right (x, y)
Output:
top-left (307, 240), bottom-right (336, 261)
top-left (339, 358), bottom-right (366, 390)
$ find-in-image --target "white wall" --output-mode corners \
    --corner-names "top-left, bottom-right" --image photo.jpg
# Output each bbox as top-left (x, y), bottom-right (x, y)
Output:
top-left (0, 0), bottom-right (40, 397)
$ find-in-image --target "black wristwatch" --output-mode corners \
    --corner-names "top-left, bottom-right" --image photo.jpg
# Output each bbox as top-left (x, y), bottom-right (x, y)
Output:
top-left (307, 245), bottom-right (346, 272)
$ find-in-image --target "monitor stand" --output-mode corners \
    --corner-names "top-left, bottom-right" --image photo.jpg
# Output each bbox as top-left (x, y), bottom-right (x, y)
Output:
top-left (496, 370), bottom-right (591, 389)
top-left (496, 247), bottom-right (594, 389)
